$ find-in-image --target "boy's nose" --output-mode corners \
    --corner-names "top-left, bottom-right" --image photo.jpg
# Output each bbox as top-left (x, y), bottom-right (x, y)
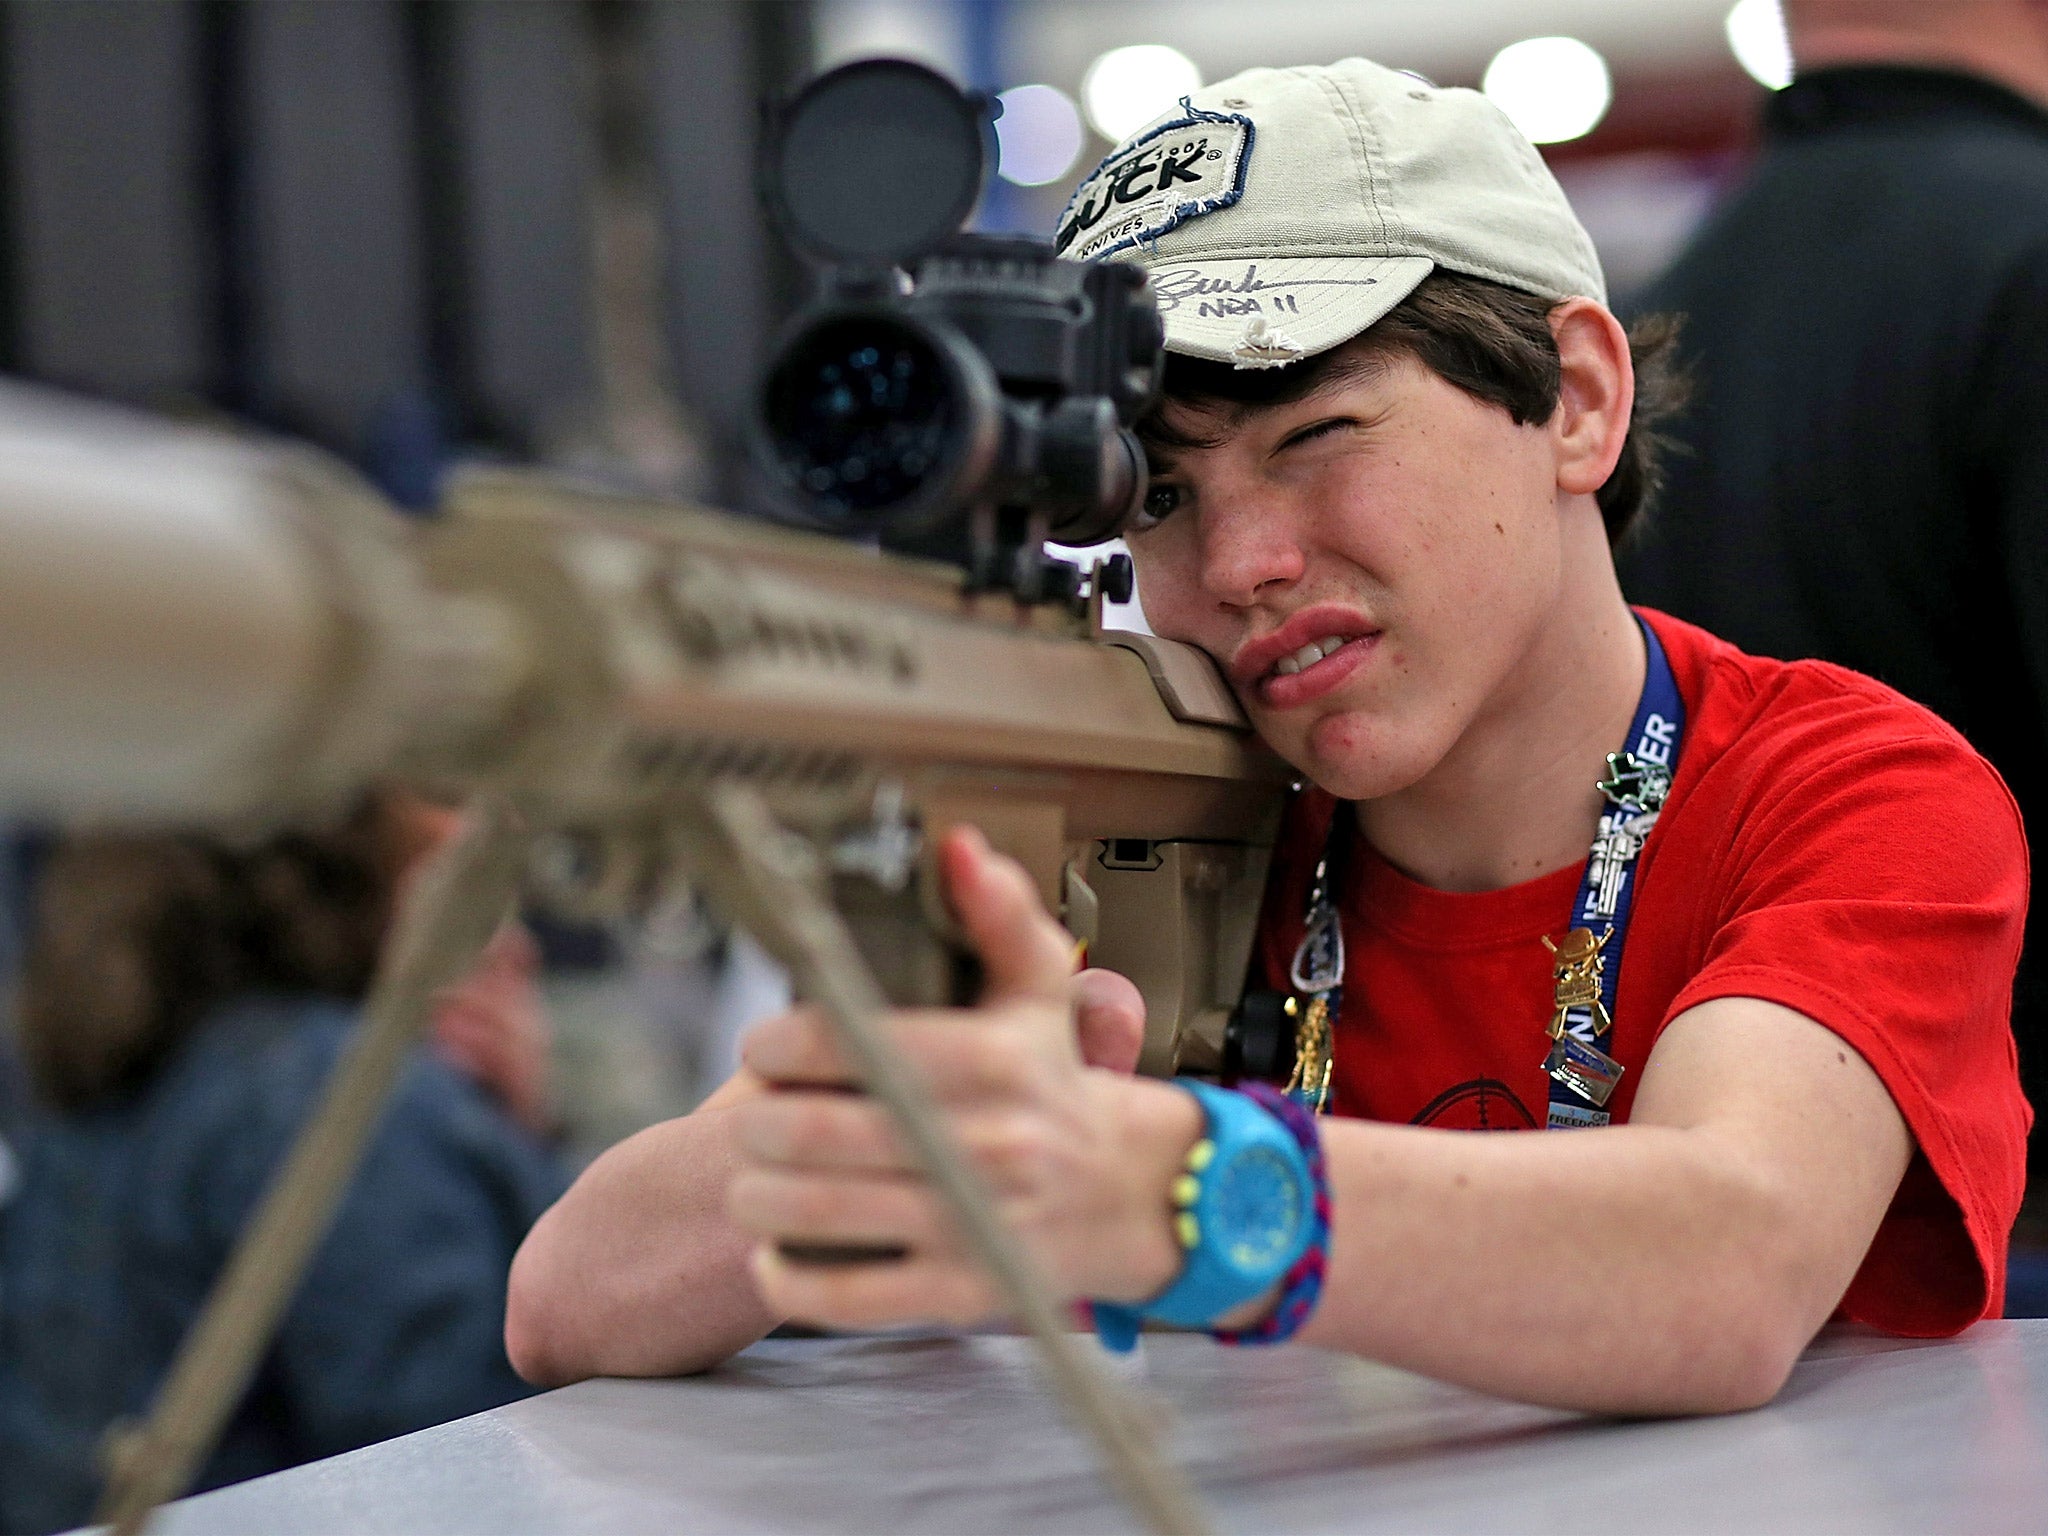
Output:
top-left (1198, 498), bottom-right (1307, 609)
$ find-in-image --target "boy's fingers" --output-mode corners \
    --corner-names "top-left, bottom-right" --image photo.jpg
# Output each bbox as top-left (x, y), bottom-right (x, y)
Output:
top-left (740, 1006), bottom-right (855, 1087)
top-left (729, 1167), bottom-right (952, 1252)
top-left (736, 1092), bottom-right (1058, 1197)
top-left (1073, 967), bottom-right (1146, 1073)
top-left (750, 1246), bottom-right (996, 1331)
top-left (744, 1007), bottom-right (1049, 1101)
top-left (938, 827), bottom-right (1077, 1009)
top-left (735, 1091), bottom-right (910, 1171)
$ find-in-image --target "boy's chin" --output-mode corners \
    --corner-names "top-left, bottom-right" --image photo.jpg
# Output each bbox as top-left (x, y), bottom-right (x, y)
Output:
top-left (1268, 710), bottom-right (1440, 803)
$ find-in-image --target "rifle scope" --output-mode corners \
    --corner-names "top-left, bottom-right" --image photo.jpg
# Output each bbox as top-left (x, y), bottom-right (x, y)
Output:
top-left (751, 59), bottom-right (1165, 594)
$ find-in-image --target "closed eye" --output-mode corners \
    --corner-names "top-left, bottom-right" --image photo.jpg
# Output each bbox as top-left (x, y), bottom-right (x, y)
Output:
top-left (1276, 417), bottom-right (1354, 454)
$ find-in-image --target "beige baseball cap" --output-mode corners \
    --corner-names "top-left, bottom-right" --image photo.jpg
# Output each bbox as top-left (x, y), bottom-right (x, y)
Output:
top-left (1054, 58), bottom-right (1606, 369)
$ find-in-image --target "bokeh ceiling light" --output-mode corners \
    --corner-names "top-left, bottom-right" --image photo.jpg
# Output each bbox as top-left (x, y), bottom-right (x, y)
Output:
top-left (1482, 36), bottom-right (1613, 146)
top-left (995, 84), bottom-right (1084, 186)
top-left (1080, 44), bottom-right (1201, 143)
top-left (1726, 0), bottom-right (1794, 90)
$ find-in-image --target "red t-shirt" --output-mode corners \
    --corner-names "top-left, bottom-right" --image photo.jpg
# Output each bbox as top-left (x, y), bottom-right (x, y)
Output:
top-left (1256, 609), bottom-right (2031, 1332)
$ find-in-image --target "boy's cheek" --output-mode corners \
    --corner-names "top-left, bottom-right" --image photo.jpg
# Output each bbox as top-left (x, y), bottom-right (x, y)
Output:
top-left (1119, 543), bottom-right (1206, 641)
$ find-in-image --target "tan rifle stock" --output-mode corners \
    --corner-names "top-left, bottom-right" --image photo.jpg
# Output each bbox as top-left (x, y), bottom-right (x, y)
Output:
top-left (0, 385), bottom-right (1291, 1532)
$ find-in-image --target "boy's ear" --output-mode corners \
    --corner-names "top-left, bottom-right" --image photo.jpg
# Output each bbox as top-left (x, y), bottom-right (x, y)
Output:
top-left (1549, 299), bottom-right (1633, 499)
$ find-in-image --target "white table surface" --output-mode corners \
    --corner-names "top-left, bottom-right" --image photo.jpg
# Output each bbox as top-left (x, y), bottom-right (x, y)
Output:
top-left (111, 1321), bottom-right (2048, 1535)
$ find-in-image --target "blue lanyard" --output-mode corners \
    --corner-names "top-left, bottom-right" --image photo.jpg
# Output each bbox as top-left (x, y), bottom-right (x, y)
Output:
top-left (1542, 616), bottom-right (1685, 1128)
top-left (1287, 616), bottom-right (1685, 1128)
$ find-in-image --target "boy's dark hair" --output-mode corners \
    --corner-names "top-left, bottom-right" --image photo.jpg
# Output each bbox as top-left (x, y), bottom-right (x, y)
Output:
top-left (1137, 270), bottom-right (1687, 547)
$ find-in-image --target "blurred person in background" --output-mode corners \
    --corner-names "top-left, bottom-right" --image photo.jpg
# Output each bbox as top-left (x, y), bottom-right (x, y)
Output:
top-left (1617, 0), bottom-right (2048, 1303)
top-left (0, 794), bottom-right (566, 1535)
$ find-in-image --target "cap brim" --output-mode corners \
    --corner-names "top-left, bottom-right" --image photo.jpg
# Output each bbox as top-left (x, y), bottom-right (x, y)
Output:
top-left (1140, 254), bottom-right (1436, 368)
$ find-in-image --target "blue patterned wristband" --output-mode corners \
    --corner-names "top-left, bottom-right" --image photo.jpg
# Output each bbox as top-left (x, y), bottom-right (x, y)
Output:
top-left (1209, 1081), bottom-right (1331, 1346)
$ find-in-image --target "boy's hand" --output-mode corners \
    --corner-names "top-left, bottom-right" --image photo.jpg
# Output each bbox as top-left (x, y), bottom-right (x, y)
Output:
top-left (726, 826), bottom-right (1196, 1330)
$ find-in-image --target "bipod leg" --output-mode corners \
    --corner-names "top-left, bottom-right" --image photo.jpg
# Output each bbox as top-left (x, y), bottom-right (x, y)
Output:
top-left (95, 797), bottom-right (532, 1535)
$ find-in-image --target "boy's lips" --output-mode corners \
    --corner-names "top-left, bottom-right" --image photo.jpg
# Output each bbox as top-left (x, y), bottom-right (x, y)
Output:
top-left (1258, 633), bottom-right (1379, 708)
top-left (1230, 606), bottom-right (1383, 710)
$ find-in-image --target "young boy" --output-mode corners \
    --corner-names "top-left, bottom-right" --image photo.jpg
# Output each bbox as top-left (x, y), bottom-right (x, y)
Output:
top-left (505, 59), bottom-right (2029, 1414)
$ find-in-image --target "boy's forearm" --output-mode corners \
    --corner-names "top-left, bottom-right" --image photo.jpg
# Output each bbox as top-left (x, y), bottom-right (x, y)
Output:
top-left (1297, 1119), bottom-right (1830, 1414)
top-left (505, 1091), bottom-right (779, 1386)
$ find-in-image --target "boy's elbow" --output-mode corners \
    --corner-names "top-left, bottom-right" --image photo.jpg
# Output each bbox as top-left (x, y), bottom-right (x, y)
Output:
top-left (1691, 1315), bottom-right (1804, 1414)
top-left (1654, 1252), bottom-right (1821, 1415)
top-left (1651, 1154), bottom-right (1859, 1416)
top-left (504, 1238), bottom-right (582, 1389)
top-left (1600, 1316), bottom-right (1801, 1418)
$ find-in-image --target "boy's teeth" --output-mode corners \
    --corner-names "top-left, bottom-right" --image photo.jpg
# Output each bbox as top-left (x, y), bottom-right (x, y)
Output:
top-left (1272, 636), bottom-right (1349, 679)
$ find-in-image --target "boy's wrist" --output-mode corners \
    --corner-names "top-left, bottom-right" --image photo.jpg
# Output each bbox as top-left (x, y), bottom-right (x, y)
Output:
top-left (1083, 1071), bottom-right (1206, 1304)
top-left (1212, 1283), bottom-right (1284, 1331)
top-left (1089, 1078), bottom-right (1331, 1351)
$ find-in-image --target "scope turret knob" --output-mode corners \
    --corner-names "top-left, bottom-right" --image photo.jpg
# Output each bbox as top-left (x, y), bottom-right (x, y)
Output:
top-left (1096, 552), bottom-right (1134, 605)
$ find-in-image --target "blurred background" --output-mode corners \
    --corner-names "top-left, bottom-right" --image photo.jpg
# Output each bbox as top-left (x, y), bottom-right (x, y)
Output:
top-left (0, 0), bottom-right (1788, 1158)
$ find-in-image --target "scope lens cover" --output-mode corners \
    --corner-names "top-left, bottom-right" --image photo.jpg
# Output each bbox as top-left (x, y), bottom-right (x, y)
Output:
top-left (762, 315), bottom-right (961, 525)
top-left (765, 59), bottom-right (994, 267)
